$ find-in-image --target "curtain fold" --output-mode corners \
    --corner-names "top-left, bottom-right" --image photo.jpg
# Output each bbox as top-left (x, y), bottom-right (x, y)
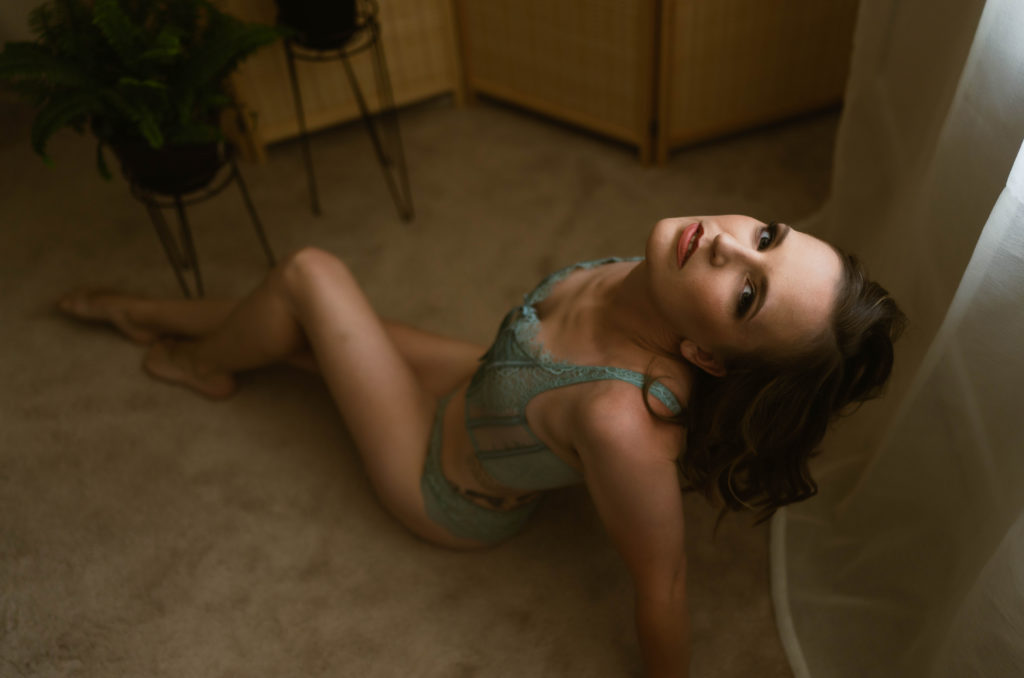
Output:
top-left (933, 509), bottom-right (1024, 678)
top-left (773, 0), bottom-right (1024, 675)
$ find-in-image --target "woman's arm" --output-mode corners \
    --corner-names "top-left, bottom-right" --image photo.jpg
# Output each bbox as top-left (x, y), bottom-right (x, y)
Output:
top-left (575, 389), bottom-right (691, 678)
top-left (635, 583), bottom-right (690, 678)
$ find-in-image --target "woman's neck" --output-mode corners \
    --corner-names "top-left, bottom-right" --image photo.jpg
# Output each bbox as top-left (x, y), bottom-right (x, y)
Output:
top-left (593, 260), bottom-right (681, 360)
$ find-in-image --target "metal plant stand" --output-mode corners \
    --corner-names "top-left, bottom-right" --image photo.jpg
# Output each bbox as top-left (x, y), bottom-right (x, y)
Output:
top-left (129, 156), bottom-right (276, 298)
top-left (281, 0), bottom-right (413, 220)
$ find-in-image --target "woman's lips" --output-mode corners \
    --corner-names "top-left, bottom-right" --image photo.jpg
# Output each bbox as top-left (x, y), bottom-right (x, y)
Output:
top-left (677, 222), bottom-right (703, 268)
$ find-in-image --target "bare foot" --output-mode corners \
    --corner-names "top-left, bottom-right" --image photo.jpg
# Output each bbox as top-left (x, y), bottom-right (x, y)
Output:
top-left (57, 289), bottom-right (159, 344)
top-left (143, 339), bottom-right (237, 399)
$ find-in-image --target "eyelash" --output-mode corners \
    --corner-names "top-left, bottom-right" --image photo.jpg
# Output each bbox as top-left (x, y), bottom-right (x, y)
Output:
top-left (736, 222), bottom-right (779, 317)
top-left (758, 221), bottom-right (779, 250)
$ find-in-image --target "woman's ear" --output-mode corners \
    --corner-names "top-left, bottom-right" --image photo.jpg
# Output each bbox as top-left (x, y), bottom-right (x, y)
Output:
top-left (679, 339), bottom-right (727, 377)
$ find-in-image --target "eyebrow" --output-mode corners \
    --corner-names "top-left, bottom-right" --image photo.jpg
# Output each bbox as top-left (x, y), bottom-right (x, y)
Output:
top-left (750, 222), bottom-right (790, 321)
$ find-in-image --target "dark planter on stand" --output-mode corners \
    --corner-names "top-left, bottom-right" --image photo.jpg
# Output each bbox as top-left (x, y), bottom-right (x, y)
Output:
top-left (275, 0), bottom-right (358, 50)
top-left (110, 139), bottom-right (226, 196)
top-left (273, 0), bottom-right (415, 220)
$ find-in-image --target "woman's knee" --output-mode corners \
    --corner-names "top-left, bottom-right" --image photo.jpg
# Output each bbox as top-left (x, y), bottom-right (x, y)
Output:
top-left (277, 246), bottom-right (355, 298)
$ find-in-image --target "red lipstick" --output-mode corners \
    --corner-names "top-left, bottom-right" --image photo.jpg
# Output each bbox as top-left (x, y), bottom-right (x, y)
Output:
top-left (677, 222), bottom-right (703, 268)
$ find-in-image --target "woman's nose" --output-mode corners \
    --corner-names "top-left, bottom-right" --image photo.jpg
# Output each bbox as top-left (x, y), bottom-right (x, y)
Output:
top-left (710, 231), bottom-right (752, 267)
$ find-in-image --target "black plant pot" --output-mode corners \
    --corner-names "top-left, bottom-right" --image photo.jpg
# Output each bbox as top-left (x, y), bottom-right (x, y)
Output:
top-left (275, 0), bottom-right (359, 50)
top-left (111, 139), bottom-right (226, 196)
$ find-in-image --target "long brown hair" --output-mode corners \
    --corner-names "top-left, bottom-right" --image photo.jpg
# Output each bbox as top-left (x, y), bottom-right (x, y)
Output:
top-left (649, 248), bottom-right (907, 523)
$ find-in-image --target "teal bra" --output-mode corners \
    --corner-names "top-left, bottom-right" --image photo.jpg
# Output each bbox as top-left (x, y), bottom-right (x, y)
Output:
top-left (463, 258), bottom-right (684, 492)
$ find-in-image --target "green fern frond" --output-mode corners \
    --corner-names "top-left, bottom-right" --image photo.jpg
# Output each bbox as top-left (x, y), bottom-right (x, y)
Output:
top-left (117, 78), bottom-right (170, 123)
top-left (9, 0), bottom-right (280, 176)
top-left (155, 0), bottom-right (202, 46)
top-left (97, 89), bottom-right (148, 133)
top-left (180, 13), bottom-right (280, 90)
top-left (117, 76), bottom-right (167, 92)
top-left (91, 0), bottom-right (145, 66)
top-left (40, 0), bottom-right (96, 59)
top-left (97, 89), bottom-right (138, 120)
top-left (136, 111), bottom-right (164, 148)
top-left (0, 42), bottom-right (94, 89)
top-left (196, 91), bottom-right (231, 111)
top-left (27, 4), bottom-right (53, 39)
top-left (139, 28), bottom-right (183, 63)
top-left (95, 140), bottom-right (112, 179)
top-left (30, 91), bottom-right (98, 159)
top-left (96, 88), bottom-right (166, 149)
top-left (175, 89), bottom-right (196, 126)
top-left (4, 79), bottom-right (53, 106)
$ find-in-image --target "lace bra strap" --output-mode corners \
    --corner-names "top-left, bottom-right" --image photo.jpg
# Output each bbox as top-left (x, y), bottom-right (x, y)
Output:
top-left (544, 364), bottom-right (683, 416)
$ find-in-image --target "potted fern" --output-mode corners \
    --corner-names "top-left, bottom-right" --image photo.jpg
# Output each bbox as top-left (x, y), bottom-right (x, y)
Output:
top-left (0, 0), bottom-right (281, 194)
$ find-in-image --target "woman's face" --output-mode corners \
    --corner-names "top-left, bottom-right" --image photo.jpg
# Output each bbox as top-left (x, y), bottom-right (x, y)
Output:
top-left (645, 214), bottom-right (842, 374)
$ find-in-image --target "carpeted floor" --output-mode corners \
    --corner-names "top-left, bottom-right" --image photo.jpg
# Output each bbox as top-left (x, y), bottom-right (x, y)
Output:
top-left (0, 93), bottom-right (837, 677)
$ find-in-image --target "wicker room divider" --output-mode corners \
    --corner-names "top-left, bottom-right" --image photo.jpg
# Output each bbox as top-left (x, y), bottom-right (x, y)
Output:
top-left (455, 0), bottom-right (859, 163)
top-left (656, 0), bottom-right (859, 162)
top-left (454, 0), bottom-right (660, 162)
top-left (223, 0), bottom-right (858, 164)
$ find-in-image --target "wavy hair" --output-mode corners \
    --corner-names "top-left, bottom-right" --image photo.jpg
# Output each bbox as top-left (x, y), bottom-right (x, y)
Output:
top-left (647, 248), bottom-right (907, 523)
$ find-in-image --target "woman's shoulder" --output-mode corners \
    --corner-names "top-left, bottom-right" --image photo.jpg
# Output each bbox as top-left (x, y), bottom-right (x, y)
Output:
top-left (572, 378), bottom-right (686, 463)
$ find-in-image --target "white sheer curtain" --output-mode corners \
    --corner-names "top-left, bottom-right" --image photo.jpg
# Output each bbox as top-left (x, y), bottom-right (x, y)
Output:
top-left (772, 0), bottom-right (1024, 676)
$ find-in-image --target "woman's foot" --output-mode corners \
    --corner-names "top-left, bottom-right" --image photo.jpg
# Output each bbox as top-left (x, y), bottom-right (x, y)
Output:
top-left (57, 289), bottom-right (159, 344)
top-left (143, 339), bottom-right (237, 399)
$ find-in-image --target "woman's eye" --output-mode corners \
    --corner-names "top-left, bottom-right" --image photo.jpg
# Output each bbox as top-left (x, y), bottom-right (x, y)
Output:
top-left (757, 222), bottom-right (779, 250)
top-left (737, 280), bottom-right (756, 317)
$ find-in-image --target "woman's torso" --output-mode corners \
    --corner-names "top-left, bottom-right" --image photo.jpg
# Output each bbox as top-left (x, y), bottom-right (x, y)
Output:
top-left (439, 259), bottom-right (693, 507)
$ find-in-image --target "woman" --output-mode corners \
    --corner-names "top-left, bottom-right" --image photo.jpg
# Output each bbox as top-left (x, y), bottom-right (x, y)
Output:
top-left (58, 214), bottom-right (905, 678)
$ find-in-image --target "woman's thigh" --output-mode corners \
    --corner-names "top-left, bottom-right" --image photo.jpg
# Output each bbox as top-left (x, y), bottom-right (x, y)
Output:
top-left (288, 321), bottom-right (483, 389)
top-left (280, 249), bottom-right (482, 549)
top-left (381, 321), bottom-right (484, 398)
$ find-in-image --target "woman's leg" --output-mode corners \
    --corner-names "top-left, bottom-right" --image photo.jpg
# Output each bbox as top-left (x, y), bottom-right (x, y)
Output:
top-left (99, 247), bottom-right (483, 548)
top-left (57, 291), bottom-right (235, 344)
top-left (59, 291), bottom-right (484, 394)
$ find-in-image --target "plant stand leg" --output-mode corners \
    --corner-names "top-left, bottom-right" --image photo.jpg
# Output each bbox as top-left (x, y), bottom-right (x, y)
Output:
top-left (341, 27), bottom-right (414, 222)
top-left (144, 199), bottom-right (193, 298)
top-left (232, 160), bottom-right (276, 267)
top-left (369, 20), bottom-right (413, 220)
top-left (284, 40), bottom-right (322, 216)
top-left (173, 196), bottom-right (204, 298)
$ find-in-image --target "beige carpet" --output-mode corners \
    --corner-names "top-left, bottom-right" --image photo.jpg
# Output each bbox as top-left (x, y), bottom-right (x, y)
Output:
top-left (0, 94), bottom-right (837, 677)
